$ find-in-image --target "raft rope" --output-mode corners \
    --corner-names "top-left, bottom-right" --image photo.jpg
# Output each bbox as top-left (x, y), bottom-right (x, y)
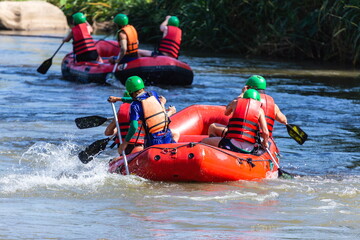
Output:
top-left (114, 142), bottom-right (273, 173)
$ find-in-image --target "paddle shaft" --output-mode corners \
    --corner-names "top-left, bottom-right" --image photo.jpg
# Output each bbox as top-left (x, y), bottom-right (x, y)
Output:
top-left (112, 62), bottom-right (119, 73)
top-left (51, 42), bottom-right (65, 59)
top-left (111, 102), bottom-right (130, 175)
top-left (265, 148), bottom-right (280, 169)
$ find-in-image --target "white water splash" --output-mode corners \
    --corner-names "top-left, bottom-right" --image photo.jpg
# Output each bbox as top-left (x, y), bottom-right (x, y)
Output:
top-left (0, 141), bottom-right (145, 195)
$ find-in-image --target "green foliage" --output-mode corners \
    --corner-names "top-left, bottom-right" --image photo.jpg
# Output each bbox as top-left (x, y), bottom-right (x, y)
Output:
top-left (45, 0), bottom-right (360, 65)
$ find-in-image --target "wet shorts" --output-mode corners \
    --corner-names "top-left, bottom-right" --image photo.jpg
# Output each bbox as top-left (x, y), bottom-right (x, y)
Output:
top-left (146, 130), bottom-right (175, 147)
top-left (76, 50), bottom-right (99, 62)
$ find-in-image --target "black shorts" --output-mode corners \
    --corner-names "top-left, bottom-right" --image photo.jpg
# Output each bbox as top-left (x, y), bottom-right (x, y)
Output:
top-left (76, 50), bottom-right (99, 62)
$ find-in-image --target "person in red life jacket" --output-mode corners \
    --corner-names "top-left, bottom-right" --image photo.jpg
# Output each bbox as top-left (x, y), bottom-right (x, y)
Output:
top-left (110, 13), bottom-right (139, 64)
top-left (138, 16), bottom-right (182, 59)
top-left (208, 75), bottom-right (287, 139)
top-left (202, 89), bottom-right (269, 153)
top-left (63, 12), bottom-right (103, 63)
top-left (107, 76), bottom-right (179, 155)
top-left (105, 91), bottom-right (145, 154)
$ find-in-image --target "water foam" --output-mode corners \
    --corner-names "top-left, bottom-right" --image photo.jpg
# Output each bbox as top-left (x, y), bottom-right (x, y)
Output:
top-left (0, 141), bottom-right (144, 195)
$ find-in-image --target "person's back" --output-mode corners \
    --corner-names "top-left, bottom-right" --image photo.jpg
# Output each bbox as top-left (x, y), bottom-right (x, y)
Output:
top-left (208, 75), bottom-right (287, 138)
top-left (158, 16), bottom-right (182, 58)
top-left (63, 12), bottom-right (101, 63)
top-left (107, 76), bottom-right (178, 155)
top-left (111, 13), bottom-right (139, 64)
top-left (243, 75), bottom-right (287, 137)
top-left (202, 89), bottom-right (269, 153)
top-left (138, 16), bottom-right (182, 58)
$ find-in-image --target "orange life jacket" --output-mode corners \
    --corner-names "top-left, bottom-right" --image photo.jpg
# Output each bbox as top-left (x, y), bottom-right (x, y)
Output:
top-left (139, 93), bottom-right (169, 134)
top-left (118, 25), bottom-right (139, 56)
top-left (72, 23), bottom-right (97, 55)
top-left (260, 93), bottom-right (275, 137)
top-left (116, 103), bottom-right (145, 144)
top-left (225, 98), bottom-right (261, 144)
top-left (158, 26), bottom-right (182, 58)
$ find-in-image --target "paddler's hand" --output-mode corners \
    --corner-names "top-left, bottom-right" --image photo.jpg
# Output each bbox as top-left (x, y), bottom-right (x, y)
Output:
top-left (167, 106), bottom-right (176, 116)
top-left (107, 96), bottom-right (121, 103)
top-left (118, 141), bottom-right (128, 155)
top-left (261, 139), bottom-right (269, 149)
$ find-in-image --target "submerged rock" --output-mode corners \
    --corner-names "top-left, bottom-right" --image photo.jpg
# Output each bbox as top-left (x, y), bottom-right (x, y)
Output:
top-left (0, 1), bottom-right (68, 30)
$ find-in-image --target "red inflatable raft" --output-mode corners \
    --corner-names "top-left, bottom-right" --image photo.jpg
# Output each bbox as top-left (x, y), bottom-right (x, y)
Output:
top-left (108, 105), bottom-right (281, 182)
top-left (61, 40), bottom-right (193, 85)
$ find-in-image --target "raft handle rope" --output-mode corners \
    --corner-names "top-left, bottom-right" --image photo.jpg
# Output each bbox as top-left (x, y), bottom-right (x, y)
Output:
top-left (115, 142), bottom-right (272, 173)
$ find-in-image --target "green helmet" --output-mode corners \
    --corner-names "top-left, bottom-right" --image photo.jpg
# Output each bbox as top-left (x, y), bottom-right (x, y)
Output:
top-left (243, 89), bottom-right (261, 101)
top-left (168, 16), bottom-right (180, 27)
top-left (114, 14), bottom-right (128, 26)
top-left (125, 76), bottom-right (144, 94)
top-left (245, 75), bottom-right (266, 90)
top-left (72, 12), bottom-right (86, 25)
top-left (123, 91), bottom-right (131, 98)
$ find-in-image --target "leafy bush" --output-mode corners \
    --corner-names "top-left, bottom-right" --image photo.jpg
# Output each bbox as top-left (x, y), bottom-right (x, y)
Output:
top-left (46, 0), bottom-right (360, 65)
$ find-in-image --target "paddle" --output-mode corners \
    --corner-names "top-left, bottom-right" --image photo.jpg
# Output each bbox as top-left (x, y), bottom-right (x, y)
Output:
top-left (75, 115), bottom-right (113, 129)
top-left (111, 102), bottom-right (130, 175)
top-left (37, 42), bottom-right (65, 74)
top-left (286, 123), bottom-right (308, 145)
top-left (105, 62), bottom-right (119, 85)
top-left (265, 147), bottom-right (294, 179)
top-left (78, 135), bottom-right (115, 164)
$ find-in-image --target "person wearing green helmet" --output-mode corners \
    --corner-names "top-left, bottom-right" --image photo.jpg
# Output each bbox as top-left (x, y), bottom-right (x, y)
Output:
top-left (239, 75), bottom-right (287, 136)
top-left (105, 91), bottom-right (145, 154)
top-left (63, 12), bottom-right (103, 63)
top-left (138, 15), bottom-right (182, 59)
top-left (107, 76), bottom-right (179, 154)
top-left (208, 75), bottom-right (287, 138)
top-left (110, 13), bottom-right (139, 64)
top-left (201, 89), bottom-right (269, 153)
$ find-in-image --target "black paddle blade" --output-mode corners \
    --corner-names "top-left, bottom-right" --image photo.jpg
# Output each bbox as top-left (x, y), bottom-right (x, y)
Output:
top-left (37, 58), bottom-right (52, 74)
top-left (78, 138), bottom-right (111, 164)
top-left (278, 168), bottom-right (294, 179)
top-left (75, 115), bottom-right (110, 129)
top-left (286, 124), bottom-right (308, 145)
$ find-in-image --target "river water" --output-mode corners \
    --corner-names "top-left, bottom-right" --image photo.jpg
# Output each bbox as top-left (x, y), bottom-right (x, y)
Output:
top-left (0, 33), bottom-right (359, 239)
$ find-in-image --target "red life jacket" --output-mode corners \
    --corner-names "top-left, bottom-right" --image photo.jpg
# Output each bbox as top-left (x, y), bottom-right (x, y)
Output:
top-left (225, 98), bottom-right (261, 144)
top-left (260, 93), bottom-right (275, 137)
top-left (118, 25), bottom-right (139, 56)
top-left (72, 23), bottom-right (97, 55)
top-left (115, 103), bottom-right (145, 144)
top-left (158, 26), bottom-right (182, 58)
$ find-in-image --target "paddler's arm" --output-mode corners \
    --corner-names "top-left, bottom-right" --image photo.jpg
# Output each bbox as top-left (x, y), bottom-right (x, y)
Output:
top-left (63, 30), bottom-right (73, 42)
top-left (118, 120), bottom-right (138, 154)
top-left (116, 32), bottom-right (127, 64)
top-left (107, 96), bottom-right (133, 103)
top-left (259, 109), bottom-right (269, 148)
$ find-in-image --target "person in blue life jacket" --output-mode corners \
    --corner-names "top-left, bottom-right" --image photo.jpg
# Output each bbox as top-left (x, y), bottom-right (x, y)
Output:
top-left (109, 13), bottom-right (139, 64)
top-left (207, 75), bottom-right (287, 139)
top-left (201, 89), bottom-right (269, 154)
top-left (138, 16), bottom-right (182, 59)
top-left (63, 12), bottom-right (103, 63)
top-left (107, 76), bottom-right (180, 155)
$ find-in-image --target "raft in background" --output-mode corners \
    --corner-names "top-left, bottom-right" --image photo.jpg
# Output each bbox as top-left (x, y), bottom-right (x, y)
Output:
top-left (61, 40), bottom-right (194, 85)
top-left (108, 105), bottom-right (280, 182)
